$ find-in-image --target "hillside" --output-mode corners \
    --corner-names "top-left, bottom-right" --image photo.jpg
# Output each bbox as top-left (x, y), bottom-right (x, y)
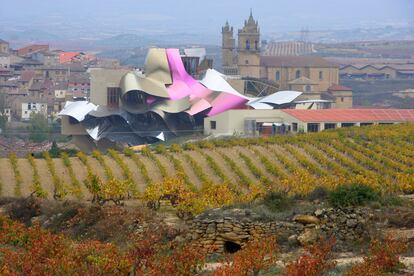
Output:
top-left (0, 124), bottom-right (413, 209)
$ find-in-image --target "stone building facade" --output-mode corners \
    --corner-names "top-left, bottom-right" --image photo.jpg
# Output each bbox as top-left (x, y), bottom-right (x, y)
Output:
top-left (221, 12), bottom-right (352, 107)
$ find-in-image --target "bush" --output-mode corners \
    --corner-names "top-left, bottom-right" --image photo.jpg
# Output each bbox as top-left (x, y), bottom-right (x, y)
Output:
top-left (347, 236), bottom-right (407, 275)
top-left (284, 238), bottom-right (336, 276)
top-left (262, 192), bottom-right (293, 212)
top-left (328, 184), bottom-right (378, 208)
top-left (307, 186), bottom-right (329, 201)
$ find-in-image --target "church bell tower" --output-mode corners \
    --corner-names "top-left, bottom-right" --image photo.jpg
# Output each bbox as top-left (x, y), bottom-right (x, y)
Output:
top-left (237, 9), bottom-right (261, 78)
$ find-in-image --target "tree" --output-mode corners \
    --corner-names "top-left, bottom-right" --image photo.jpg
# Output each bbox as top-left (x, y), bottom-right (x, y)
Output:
top-left (28, 113), bottom-right (49, 142)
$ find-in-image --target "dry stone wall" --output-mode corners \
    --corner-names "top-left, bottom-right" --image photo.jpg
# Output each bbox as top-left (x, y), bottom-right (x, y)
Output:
top-left (188, 207), bottom-right (374, 253)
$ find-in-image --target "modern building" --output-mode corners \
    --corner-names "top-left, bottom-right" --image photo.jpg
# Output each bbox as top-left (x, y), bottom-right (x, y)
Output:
top-left (59, 48), bottom-right (302, 151)
top-left (204, 108), bottom-right (414, 136)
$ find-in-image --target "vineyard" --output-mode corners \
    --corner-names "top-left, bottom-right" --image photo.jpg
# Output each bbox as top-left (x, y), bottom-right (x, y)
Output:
top-left (0, 124), bottom-right (413, 216)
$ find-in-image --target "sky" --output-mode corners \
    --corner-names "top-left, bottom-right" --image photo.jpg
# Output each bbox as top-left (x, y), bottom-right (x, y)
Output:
top-left (0, 0), bottom-right (413, 37)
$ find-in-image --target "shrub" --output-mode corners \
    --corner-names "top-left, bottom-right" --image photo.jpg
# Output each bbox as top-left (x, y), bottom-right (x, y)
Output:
top-left (154, 144), bottom-right (167, 154)
top-left (182, 143), bottom-right (196, 151)
top-left (262, 192), bottom-right (293, 212)
top-left (306, 186), bottom-right (328, 201)
top-left (283, 238), bottom-right (336, 276)
top-left (169, 143), bottom-right (182, 153)
top-left (213, 236), bottom-right (279, 275)
top-left (328, 184), bottom-right (378, 208)
top-left (347, 236), bottom-right (407, 275)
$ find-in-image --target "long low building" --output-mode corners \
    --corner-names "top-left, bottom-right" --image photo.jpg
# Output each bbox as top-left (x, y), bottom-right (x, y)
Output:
top-left (204, 108), bottom-right (414, 136)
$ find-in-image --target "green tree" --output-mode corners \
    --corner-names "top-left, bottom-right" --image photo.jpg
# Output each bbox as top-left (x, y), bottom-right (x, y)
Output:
top-left (28, 113), bottom-right (49, 142)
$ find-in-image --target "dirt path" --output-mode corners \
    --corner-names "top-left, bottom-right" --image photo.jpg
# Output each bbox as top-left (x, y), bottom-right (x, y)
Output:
top-left (103, 155), bottom-right (124, 180)
top-left (218, 147), bottom-right (256, 183)
top-left (139, 155), bottom-right (163, 183)
top-left (122, 156), bottom-right (147, 193)
top-left (86, 156), bottom-right (106, 180)
top-left (237, 146), bottom-right (279, 183)
top-left (17, 159), bottom-right (33, 197)
top-left (35, 159), bottom-right (54, 199)
top-left (154, 154), bottom-right (175, 177)
top-left (203, 149), bottom-right (240, 183)
top-left (175, 153), bottom-right (202, 189)
top-left (69, 157), bottom-right (90, 199)
top-left (0, 159), bottom-right (15, 197)
top-left (252, 145), bottom-right (290, 177)
top-left (185, 150), bottom-right (222, 184)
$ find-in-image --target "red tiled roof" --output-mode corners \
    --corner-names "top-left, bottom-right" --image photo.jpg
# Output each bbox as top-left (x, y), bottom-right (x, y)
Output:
top-left (59, 52), bottom-right (80, 64)
top-left (20, 70), bottom-right (36, 82)
top-left (282, 109), bottom-right (414, 123)
top-left (17, 45), bottom-right (49, 56)
top-left (328, 84), bottom-right (352, 91)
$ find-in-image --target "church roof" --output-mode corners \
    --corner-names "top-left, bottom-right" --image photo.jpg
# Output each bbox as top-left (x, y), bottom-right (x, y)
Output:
top-left (260, 56), bottom-right (338, 68)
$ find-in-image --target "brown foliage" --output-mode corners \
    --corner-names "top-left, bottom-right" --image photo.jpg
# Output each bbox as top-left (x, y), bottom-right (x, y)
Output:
top-left (283, 238), bottom-right (336, 276)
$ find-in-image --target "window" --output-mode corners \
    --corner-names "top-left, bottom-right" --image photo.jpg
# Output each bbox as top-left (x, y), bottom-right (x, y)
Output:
top-left (245, 60), bottom-right (249, 65)
top-left (255, 40), bottom-right (258, 50)
top-left (341, 123), bottom-right (355, 128)
top-left (324, 123), bottom-right (336, 130)
top-left (107, 87), bottom-right (120, 108)
top-left (296, 70), bottom-right (301, 79)
top-left (275, 71), bottom-right (280, 81)
top-left (305, 85), bottom-right (311, 92)
top-left (246, 40), bottom-right (250, 50)
top-left (210, 121), bottom-right (217, 130)
top-left (319, 71), bottom-right (323, 80)
top-left (292, 123), bottom-right (298, 132)
top-left (307, 123), bottom-right (320, 132)
top-left (341, 97), bottom-right (344, 102)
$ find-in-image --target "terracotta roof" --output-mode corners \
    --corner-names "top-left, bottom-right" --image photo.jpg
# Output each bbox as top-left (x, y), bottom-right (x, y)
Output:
top-left (59, 52), bottom-right (80, 64)
top-left (328, 84), bottom-right (352, 91)
top-left (260, 56), bottom-right (338, 68)
top-left (282, 109), bottom-right (414, 123)
top-left (17, 45), bottom-right (49, 56)
top-left (19, 71), bottom-right (36, 82)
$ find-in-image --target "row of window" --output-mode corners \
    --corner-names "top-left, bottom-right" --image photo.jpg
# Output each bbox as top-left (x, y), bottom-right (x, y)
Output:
top-left (275, 70), bottom-right (324, 81)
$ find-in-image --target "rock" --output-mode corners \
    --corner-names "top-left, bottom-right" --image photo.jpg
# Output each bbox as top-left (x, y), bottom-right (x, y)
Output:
top-left (293, 215), bottom-right (320, 225)
top-left (298, 228), bottom-right (320, 245)
top-left (314, 209), bottom-right (324, 217)
top-left (288, 235), bottom-right (299, 246)
top-left (346, 219), bottom-right (358, 228)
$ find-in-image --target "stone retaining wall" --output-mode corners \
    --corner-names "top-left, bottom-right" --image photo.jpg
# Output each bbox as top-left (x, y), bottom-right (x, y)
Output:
top-left (188, 207), bottom-right (374, 253)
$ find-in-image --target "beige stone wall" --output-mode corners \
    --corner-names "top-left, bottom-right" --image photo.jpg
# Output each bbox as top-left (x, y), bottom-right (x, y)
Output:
top-left (262, 66), bottom-right (338, 91)
top-left (331, 91), bottom-right (353, 109)
top-left (61, 116), bottom-right (88, 135)
top-left (309, 68), bottom-right (338, 92)
top-left (237, 51), bottom-right (261, 78)
top-left (90, 68), bottom-right (130, 106)
top-left (204, 109), bottom-right (301, 136)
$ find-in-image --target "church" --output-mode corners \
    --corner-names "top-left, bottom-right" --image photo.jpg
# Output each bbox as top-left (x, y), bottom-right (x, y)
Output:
top-left (222, 11), bottom-right (353, 109)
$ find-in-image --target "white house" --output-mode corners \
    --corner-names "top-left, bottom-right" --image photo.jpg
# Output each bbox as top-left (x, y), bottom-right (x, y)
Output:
top-left (21, 102), bottom-right (48, 120)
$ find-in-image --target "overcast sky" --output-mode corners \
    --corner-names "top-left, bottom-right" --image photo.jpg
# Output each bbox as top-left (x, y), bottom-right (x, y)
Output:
top-left (1, 0), bottom-right (413, 35)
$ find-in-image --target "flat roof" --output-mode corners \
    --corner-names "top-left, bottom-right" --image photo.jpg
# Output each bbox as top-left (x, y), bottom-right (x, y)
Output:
top-left (282, 109), bottom-right (414, 123)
